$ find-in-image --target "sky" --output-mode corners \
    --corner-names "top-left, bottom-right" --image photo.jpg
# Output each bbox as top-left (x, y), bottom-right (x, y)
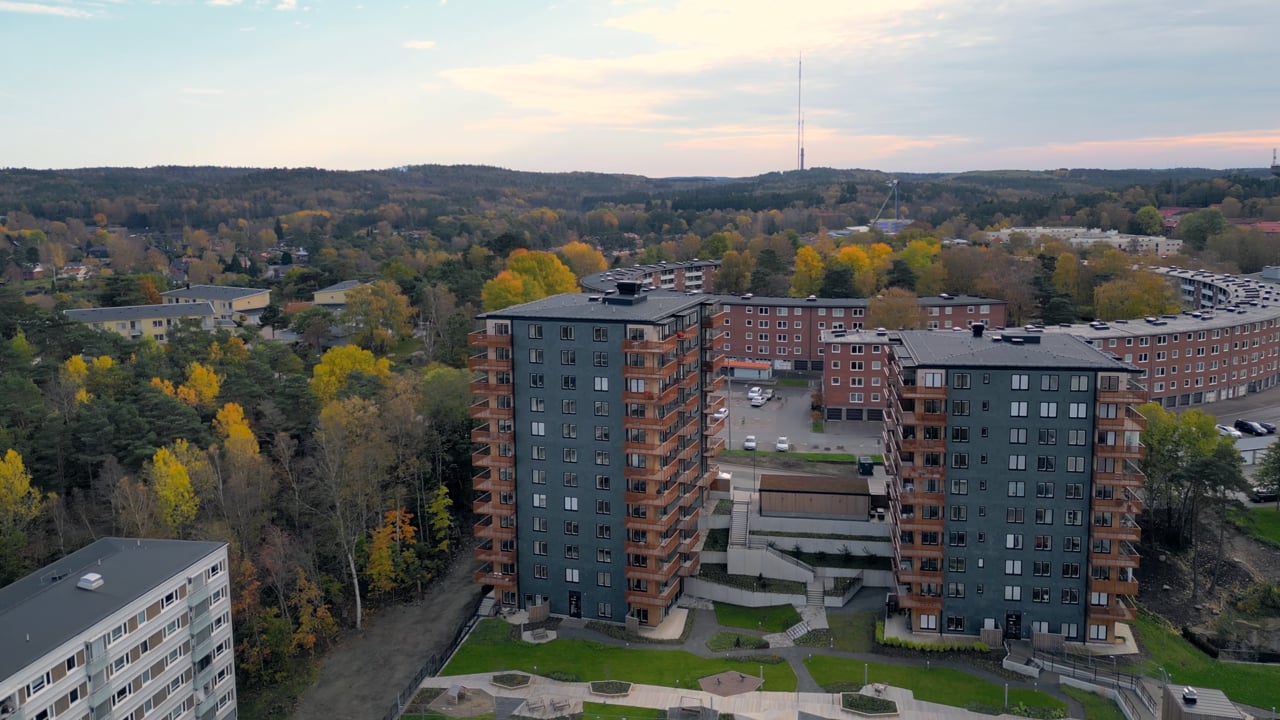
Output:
top-left (2, 0), bottom-right (1279, 177)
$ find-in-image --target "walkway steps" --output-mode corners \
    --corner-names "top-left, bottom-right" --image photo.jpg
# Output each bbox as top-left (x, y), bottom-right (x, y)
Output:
top-left (784, 621), bottom-right (811, 641)
top-left (805, 581), bottom-right (824, 607)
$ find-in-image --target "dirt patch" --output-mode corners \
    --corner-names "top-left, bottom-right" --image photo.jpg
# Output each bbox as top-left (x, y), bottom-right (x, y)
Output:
top-left (289, 544), bottom-right (485, 720)
top-left (426, 686), bottom-right (496, 718)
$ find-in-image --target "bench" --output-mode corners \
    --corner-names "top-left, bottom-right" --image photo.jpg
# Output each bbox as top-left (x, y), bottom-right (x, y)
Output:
top-left (531, 628), bottom-right (549, 641)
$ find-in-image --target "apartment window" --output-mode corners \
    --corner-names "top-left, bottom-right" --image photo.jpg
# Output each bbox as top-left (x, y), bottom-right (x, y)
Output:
top-left (1069, 402), bottom-right (1088, 419)
top-left (530, 421), bottom-right (546, 436)
top-left (595, 524), bottom-right (612, 539)
top-left (952, 400), bottom-right (970, 416)
top-left (952, 372), bottom-right (971, 389)
top-left (1039, 402), bottom-right (1058, 418)
top-left (1004, 585), bottom-right (1023, 601)
top-left (594, 377), bottom-right (609, 391)
top-left (595, 401), bottom-right (609, 416)
top-left (562, 399), bottom-right (577, 414)
top-left (948, 531), bottom-right (967, 546)
top-left (562, 448), bottom-right (576, 462)
top-left (1036, 455), bottom-right (1056, 472)
top-left (1008, 455), bottom-right (1027, 471)
top-left (1035, 508), bottom-right (1054, 524)
top-left (561, 349), bottom-right (576, 365)
top-left (597, 572), bottom-right (612, 587)
top-left (593, 351), bottom-right (608, 367)
top-left (529, 348), bottom-right (544, 363)
top-left (563, 375), bottom-right (577, 390)
top-left (595, 474), bottom-right (610, 490)
top-left (1061, 562), bottom-right (1081, 578)
top-left (532, 517), bottom-right (547, 532)
top-left (1066, 456), bottom-right (1085, 473)
top-left (560, 325), bottom-right (576, 341)
top-left (564, 496), bottom-right (579, 512)
top-left (1062, 588), bottom-right (1080, 604)
top-left (950, 479), bottom-right (968, 495)
top-left (564, 521), bottom-right (579, 535)
top-left (1070, 374), bottom-right (1089, 391)
top-left (595, 450), bottom-right (610, 465)
top-left (596, 499), bottom-right (611, 514)
top-left (1035, 534), bottom-right (1053, 551)
top-left (597, 548), bottom-right (612, 563)
top-left (1038, 429), bottom-right (1057, 445)
top-left (947, 582), bottom-right (966, 598)
top-left (531, 469), bottom-right (547, 485)
top-left (532, 493), bottom-right (547, 508)
top-left (1010, 401), bottom-right (1028, 417)
top-left (565, 568), bottom-right (580, 583)
top-left (1009, 428), bottom-right (1027, 444)
top-left (947, 616), bottom-right (966, 632)
top-left (533, 541), bottom-right (548, 556)
top-left (1006, 534), bottom-right (1024, 550)
top-left (1006, 507), bottom-right (1025, 523)
top-left (1063, 536), bottom-right (1082, 552)
top-left (1008, 480), bottom-right (1025, 496)
top-left (1040, 374), bottom-right (1059, 391)
top-left (1064, 510), bottom-right (1083, 526)
top-left (922, 371), bottom-right (944, 387)
top-left (530, 373), bottom-right (545, 389)
top-left (529, 324), bottom-right (544, 339)
top-left (948, 557), bottom-right (966, 572)
top-left (1065, 483), bottom-right (1083, 499)
top-left (594, 425), bottom-right (610, 441)
top-left (951, 453), bottom-right (969, 469)
top-left (1011, 374), bottom-right (1029, 390)
top-left (593, 326), bottom-right (608, 342)
top-left (1032, 587), bottom-right (1051, 603)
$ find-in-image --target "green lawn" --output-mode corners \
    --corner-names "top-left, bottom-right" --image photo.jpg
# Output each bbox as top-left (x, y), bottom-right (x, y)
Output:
top-left (1232, 504), bottom-right (1280, 548)
top-left (713, 603), bottom-right (802, 633)
top-left (826, 611), bottom-right (877, 653)
top-left (778, 378), bottom-right (811, 388)
top-left (1133, 611), bottom-right (1280, 708)
top-left (804, 657), bottom-right (1065, 711)
top-left (706, 631), bottom-right (769, 651)
top-left (1060, 686), bottom-right (1125, 720)
top-left (443, 619), bottom-right (797, 691)
top-left (581, 703), bottom-right (666, 720)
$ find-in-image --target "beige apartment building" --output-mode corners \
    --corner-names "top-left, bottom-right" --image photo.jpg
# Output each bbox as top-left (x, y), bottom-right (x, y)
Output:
top-left (64, 304), bottom-right (217, 343)
top-left (160, 286), bottom-right (270, 324)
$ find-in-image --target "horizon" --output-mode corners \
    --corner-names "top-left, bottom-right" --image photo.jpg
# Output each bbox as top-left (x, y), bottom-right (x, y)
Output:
top-left (4, 0), bottom-right (1278, 175)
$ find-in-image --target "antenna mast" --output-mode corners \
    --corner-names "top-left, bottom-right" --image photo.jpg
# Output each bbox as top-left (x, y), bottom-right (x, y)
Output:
top-left (797, 54), bottom-right (805, 171)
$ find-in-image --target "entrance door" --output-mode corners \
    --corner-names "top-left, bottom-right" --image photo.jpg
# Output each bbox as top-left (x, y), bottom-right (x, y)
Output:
top-left (1006, 612), bottom-right (1022, 639)
top-left (568, 591), bottom-right (582, 618)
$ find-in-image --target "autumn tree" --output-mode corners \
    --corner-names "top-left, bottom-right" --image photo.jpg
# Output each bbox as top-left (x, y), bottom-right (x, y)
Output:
top-left (558, 241), bottom-right (608, 278)
top-left (0, 449), bottom-right (46, 582)
top-left (712, 250), bottom-right (753, 294)
top-left (309, 345), bottom-right (393, 402)
top-left (1130, 205), bottom-right (1164, 236)
top-left (366, 509), bottom-right (419, 595)
top-left (789, 246), bottom-right (826, 297)
top-left (867, 287), bottom-right (926, 329)
top-left (146, 443), bottom-right (199, 536)
top-left (206, 403), bottom-right (275, 550)
top-left (1093, 272), bottom-right (1180, 321)
top-left (342, 280), bottom-right (413, 353)
top-left (289, 567), bottom-right (337, 653)
top-left (481, 249), bottom-right (578, 311)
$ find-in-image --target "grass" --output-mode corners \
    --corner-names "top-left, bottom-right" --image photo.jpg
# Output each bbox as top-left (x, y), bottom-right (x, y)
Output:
top-left (1231, 504), bottom-right (1280, 548)
top-left (443, 619), bottom-right (798, 691)
top-left (236, 658), bottom-right (319, 720)
top-left (805, 657), bottom-right (1066, 712)
top-left (1133, 611), bottom-right (1280, 708)
top-left (582, 703), bottom-right (667, 720)
top-left (698, 564), bottom-right (807, 594)
top-left (778, 549), bottom-right (893, 571)
top-left (778, 378), bottom-right (811, 387)
top-left (704, 528), bottom-right (729, 551)
top-left (826, 611), bottom-right (877, 653)
top-left (713, 603), bottom-right (802, 633)
top-left (1060, 686), bottom-right (1125, 720)
top-left (706, 631), bottom-right (770, 651)
top-left (713, 498), bottom-right (733, 515)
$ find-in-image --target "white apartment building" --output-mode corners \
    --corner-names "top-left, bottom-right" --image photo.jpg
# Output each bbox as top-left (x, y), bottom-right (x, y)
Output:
top-left (0, 538), bottom-right (235, 720)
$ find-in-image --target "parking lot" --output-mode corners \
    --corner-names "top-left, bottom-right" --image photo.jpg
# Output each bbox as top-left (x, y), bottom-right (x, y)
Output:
top-left (718, 380), bottom-right (883, 457)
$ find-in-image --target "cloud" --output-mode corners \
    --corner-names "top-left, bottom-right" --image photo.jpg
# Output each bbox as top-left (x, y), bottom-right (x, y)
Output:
top-left (403, 40), bottom-right (436, 50)
top-left (275, 0), bottom-right (296, 9)
top-left (206, 0), bottom-right (242, 5)
top-left (0, 1), bottom-right (92, 18)
top-left (181, 88), bottom-right (224, 96)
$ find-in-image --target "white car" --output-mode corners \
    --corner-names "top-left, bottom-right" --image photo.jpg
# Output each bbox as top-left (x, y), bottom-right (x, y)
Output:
top-left (1216, 424), bottom-right (1243, 439)
top-left (747, 386), bottom-right (763, 399)
top-left (712, 407), bottom-right (729, 421)
top-left (775, 436), bottom-right (789, 452)
top-left (750, 395), bottom-right (766, 407)
top-left (743, 435), bottom-right (757, 450)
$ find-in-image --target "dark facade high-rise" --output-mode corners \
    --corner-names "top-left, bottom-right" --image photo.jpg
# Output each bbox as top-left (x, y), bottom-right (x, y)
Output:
top-left (469, 282), bottom-right (726, 626)
top-left (881, 328), bottom-right (1145, 643)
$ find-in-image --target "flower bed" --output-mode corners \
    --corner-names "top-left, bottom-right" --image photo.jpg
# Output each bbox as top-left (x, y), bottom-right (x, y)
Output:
top-left (491, 673), bottom-right (531, 689)
top-left (589, 680), bottom-right (633, 697)
top-left (841, 693), bottom-right (897, 716)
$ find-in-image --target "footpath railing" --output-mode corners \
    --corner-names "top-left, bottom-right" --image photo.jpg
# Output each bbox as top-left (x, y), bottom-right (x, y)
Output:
top-left (380, 588), bottom-right (488, 720)
top-left (1031, 647), bottom-right (1157, 713)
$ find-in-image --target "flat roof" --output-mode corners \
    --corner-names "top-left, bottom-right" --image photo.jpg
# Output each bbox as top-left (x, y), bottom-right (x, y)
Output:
top-left (64, 302), bottom-right (215, 323)
top-left (759, 474), bottom-right (873, 495)
top-left (160, 284), bottom-right (269, 301)
top-left (1162, 685), bottom-right (1243, 719)
top-left (896, 331), bottom-right (1137, 371)
top-left (0, 538), bottom-right (226, 682)
top-left (717, 293), bottom-right (1001, 309)
top-left (481, 291), bottom-right (716, 323)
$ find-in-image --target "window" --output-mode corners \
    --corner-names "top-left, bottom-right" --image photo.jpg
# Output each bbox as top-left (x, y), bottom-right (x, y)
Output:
top-left (529, 348), bottom-right (544, 363)
top-left (529, 323), bottom-right (544, 339)
top-left (1040, 374), bottom-right (1059, 391)
top-left (595, 474), bottom-right (610, 490)
top-left (1006, 534), bottom-right (1024, 551)
top-left (595, 401), bottom-right (609, 416)
top-left (1010, 401), bottom-right (1028, 417)
top-left (951, 453), bottom-right (969, 469)
top-left (530, 421), bottom-right (546, 436)
top-left (594, 376), bottom-right (609, 391)
top-left (1036, 455), bottom-right (1056, 472)
top-left (595, 499), bottom-right (611, 514)
top-left (532, 517), bottom-right (547, 532)
top-left (560, 325), bottom-right (576, 341)
top-left (952, 400), bottom-right (970, 417)
top-left (564, 521), bottom-right (580, 535)
top-left (922, 371), bottom-right (944, 387)
top-left (1032, 587), bottom-right (1051, 603)
top-left (562, 448), bottom-right (576, 462)
top-left (1069, 402), bottom-right (1088, 419)
top-left (1039, 402), bottom-right (1058, 418)
top-left (594, 425), bottom-right (610, 441)
top-left (562, 375), bottom-right (577, 390)
top-left (950, 479), bottom-right (968, 495)
top-left (1011, 374), bottom-right (1029, 390)
top-left (1070, 374), bottom-right (1089, 391)
top-left (950, 505), bottom-right (968, 521)
top-left (1004, 585), bottom-right (1023, 601)
top-left (1090, 592), bottom-right (1109, 607)
top-left (593, 326), bottom-right (608, 342)
top-left (952, 372), bottom-right (971, 389)
top-left (1009, 428), bottom-right (1027, 444)
top-left (530, 373), bottom-right (545, 388)
top-left (593, 351), bottom-right (608, 367)
top-left (1061, 562), bottom-right (1081, 578)
top-left (561, 349), bottom-right (576, 365)
top-left (1006, 506), bottom-right (1025, 523)
top-left (947, 582), bottom-right (965, 598)
top-left (594, 450), bottom-right (610, 465)
top-left (531, 469), bottom-right (547, 485)
top-left (595, 524), bottom-right (612, 539)
top-left (597, 572), bottom-right (612, 587)
top-left (532, 493), bottom-right (547, 508)
top-left (562, 399), bottom-right (577, 414)
top-left (1065, 483), bottom-right (1083, 499)
top-left (948, 531), bottom-right (967, 546)
top-left (1064, 510), bottom-right (1083, 526)
top-left (1035, 534), bottom-right (1053, 551)
top-left (533, 541), bottom-right (547, 555)
top-left (1008, 455), bottom-right (1027, 471)
top-left (565, 568), bottom-right (580, 583)
top-left (564, 496), bottom-right (579, 511)
top-left (1063, 536), bottom-right (1082, 552)
top-left (1008, 480), bottom-right (1025, 496)
top-left (1061, 588), bottom-right (1080, 604)
top-left (597, 548), bottom-right (612, 563)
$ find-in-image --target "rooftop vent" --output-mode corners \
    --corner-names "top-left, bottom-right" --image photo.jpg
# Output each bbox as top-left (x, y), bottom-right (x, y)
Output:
top-left (972, 324), bottom-right (985, 338)
top-left (77, 572), bottom-right (104, 591)
top-left (806, 295), bottom-right (817, 302)
top-left (1181, 687), bottom-right (1197, 705)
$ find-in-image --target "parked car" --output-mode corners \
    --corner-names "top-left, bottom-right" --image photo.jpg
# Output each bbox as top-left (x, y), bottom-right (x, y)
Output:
top-left (743, 435), bottom-right (757, 450)
top-left (775, 436), bottom-right (789, 452)
top-left (1234, 419), bottom-right (1267, 436)
top-left (712, 407), bottom-right (729, 421)
top-left (762, 389), bottom-right (775, 402)
top-left (747, 386), bottom-right (763, 399)
top-left (1259, 421), bottom-right (1278, 434)
top-left (750, 395), bottom-right (766, 407)
top-left (1216, 424), bottom-right (1243, 439)
top-left (1250, 485), bottom-right (1279, 503)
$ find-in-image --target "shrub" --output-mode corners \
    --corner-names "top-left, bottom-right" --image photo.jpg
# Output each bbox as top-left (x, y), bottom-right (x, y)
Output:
top-left (588, 680), bottom-right (632, 696)
top-left (842, 693), bottom-right (898, 714)
top-left (491, 673), bottom-right (531, 689)
top-left (875, 621), bottom-right (989, 653)
top-left (546, 670), bottom-right (581, 682)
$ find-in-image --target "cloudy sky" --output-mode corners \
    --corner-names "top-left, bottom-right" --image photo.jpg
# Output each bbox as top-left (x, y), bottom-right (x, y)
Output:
top-left (3, 0), bottom-right (1278, 176)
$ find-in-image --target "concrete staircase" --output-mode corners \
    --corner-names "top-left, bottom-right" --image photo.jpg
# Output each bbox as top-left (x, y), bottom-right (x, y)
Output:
top-left (805, 581), bottom-right (825, 607)
top-left (729, 496), bottom-right (750, 547)
top-left (784, 620), bottom-right (812, 641)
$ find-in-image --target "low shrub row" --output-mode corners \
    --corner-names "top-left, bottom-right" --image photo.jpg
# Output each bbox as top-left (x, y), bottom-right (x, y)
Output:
top-left (841, 693), bottom-right (898, 715)
top-left (875, 621), bottom-right (989, 653)
top-left (966, 702), bottom-right (1067, 719)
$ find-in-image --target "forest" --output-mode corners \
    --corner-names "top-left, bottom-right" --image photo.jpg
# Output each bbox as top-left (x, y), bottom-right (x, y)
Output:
top-left (2, 163), bottom-right (1280, 715)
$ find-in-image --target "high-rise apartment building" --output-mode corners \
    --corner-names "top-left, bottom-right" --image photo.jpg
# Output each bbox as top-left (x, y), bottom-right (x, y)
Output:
top-left (0, 538), bottom-right (236, 720)
top-left (879, 327), bottom-right (1144, 643)
top-left (469, 282), bottom-right (726, 626)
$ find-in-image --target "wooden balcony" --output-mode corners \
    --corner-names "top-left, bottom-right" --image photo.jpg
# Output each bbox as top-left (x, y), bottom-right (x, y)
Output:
top-left (678, 553), bottom-right (702, 577)
top-left (469, 378), bottom-right (511, 397)
top-left (469, 329), bottom-right (513, 349)
top-left (1091, 522), bottom-right (1141, 543)
top-left (895, 542), bottom-right (944, 560)
top-left (625, 559), bottom-right (678, 584)
top-left (471, 471), bottom-right (508, 495)
top-left (625, 509), bottom-right (679, 533)
top-left (899, 384), bottom-right (947, 401)
top-left (704, 373), bottom-right (727, 392)
top-left (473, 564), bottom-right (517, 589)
top-left (473, 516), bottom-right (516, 541)
top-left (1089, 577), bottom-right (1139, 597)
top-left (624, 413), bottom-right (668, 431)
top-left (1093, 443), bottom-right (1143, 460)
top-left (626, 581), bottom-right (681, 608)
top-left (895, 567), bottom-right (944, 585)
top-left (471, 401), bottom-right (513, 422)
top-left (471, 450), bottom-right (514, 470)
top-left (625, 480), bottom-right (682, 509)
top-left (470, 425), bottom-right (511, 445)
top-left (702, 354), bottom-right (726, 374)
top-left (1093, 470), bottom-right (1145, 488)
top-left (895, 594), bottom-right (943, 611)
top-left (476, 542), bottom-right (517, 565)
top-left (1087, 599), bottom-right (1135, 622)
top-left (1097, 383), bottom-right (1147, 406)
top-left (894, 514), bottom-right (944, 533)
top-left (900, 437), bottom-right (946, 453)
top-left (623, 334), bottom-right (680, 355)
top-left (467, 353), bottom-right (512, 373)
top-left (1089, 545), bottom-right (1140, 568)
top-left (1091, 496), bottom-right (1143, 516)
top-left (625, 433), bottom-right (681, 457)
top-left (705, 436), bottom-right (725, 456)
top-left (625, 532), bottom-right (681, 558)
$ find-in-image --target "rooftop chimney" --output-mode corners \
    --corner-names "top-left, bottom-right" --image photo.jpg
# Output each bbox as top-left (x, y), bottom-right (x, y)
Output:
top-left (972, 323), bottom-right (985, 338)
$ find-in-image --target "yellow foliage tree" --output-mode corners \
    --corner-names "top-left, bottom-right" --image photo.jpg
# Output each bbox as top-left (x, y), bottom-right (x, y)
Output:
top-left (0, 449), bottom-right (44, 533)
top-left (214, 402), bottom-right (260, 458)
top-left (342, 280), bottom-right (412, 353)
top-left (147, 443), bottom-right (199, 534)
top-left (559, 241), bottom-right (608, 278)
top-left (789, 246), bottom-right (826, 297)
top-left (62, 355), bottom-right (89, 387)
top-left (481, 270), bottom-right (526, 311)
top-left (151, 377), bottom-right (178, 399)
top-left (309, 345), bottom-right (393, 402)
top-left (1093, 272), bottom-right (1181, 321)
top-left (867, 287), bottom-right (927, 330)
top-left (178, 362), bottom-right (222, 410)
top-left (481, 249), bottom-right (579, 311)
top-left (288, 567), bottom-right (337, 653)
top-left (366, 509), bottom-right (418, 595)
